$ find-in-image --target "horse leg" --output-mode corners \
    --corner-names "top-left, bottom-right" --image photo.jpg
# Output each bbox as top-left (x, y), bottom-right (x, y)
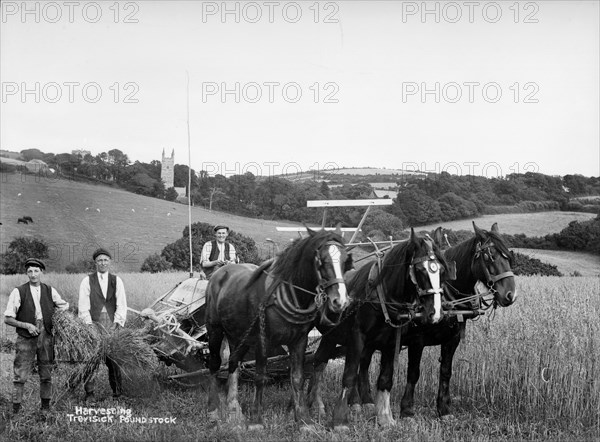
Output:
top-left (437, 329), bottom-right (462, 418)
top-left (374, 346), bottom-right (396, 427)
top-left (226, 343), bottom-right (247, 427)
top-left (289, 335), bottom-right (313, 431)
top-left (207, 324), bottom-right (224, 422)
top-left (400, 343), bottom-right (424, 418)
top-left (332, 327), bottom-right (364, 431)
top-left (249, 341), bottom-right (268, 430)
top-left (355, 346), bottom-right (376, 418)
top-left (306, 337), bottom-right (336, 421)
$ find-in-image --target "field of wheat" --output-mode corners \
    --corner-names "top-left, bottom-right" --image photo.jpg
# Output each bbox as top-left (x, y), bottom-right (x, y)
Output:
top-left (1, 273), bottom-right (598, 441)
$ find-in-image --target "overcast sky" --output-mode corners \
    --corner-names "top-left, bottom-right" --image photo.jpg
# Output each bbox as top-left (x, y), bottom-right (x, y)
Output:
top-left (1, 1), bottom-right (598, 178)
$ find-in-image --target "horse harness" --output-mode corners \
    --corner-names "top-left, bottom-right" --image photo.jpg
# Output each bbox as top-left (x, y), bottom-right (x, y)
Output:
top-left (263, 239), bottom-right (346, 325)
top-left (368, 240), bottom-right (443, 329)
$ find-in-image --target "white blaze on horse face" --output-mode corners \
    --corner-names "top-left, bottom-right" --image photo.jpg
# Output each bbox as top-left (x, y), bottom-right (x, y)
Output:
top-left (426, 261), bottom-right (442, 323)
top-left (327, 244), bottom-right (348, 306)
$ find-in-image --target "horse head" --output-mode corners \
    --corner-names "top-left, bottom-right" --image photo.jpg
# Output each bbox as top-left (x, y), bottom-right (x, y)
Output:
top-left (307, 227), bottom-right (352, 326)
top-left (471, 222), bottom-right (517, 307)
top-left (406, 228), bottom-right (455, 324)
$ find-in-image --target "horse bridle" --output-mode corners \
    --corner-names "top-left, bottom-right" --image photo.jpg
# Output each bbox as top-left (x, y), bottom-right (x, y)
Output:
top-left (409, 254), bottom-right (444, 298)
top-left (409, 239), bottom-right (445, 298)
top-left (313, 240), bottom-right (346, 307)
top-left (474, 239), bottom-right (515, 296)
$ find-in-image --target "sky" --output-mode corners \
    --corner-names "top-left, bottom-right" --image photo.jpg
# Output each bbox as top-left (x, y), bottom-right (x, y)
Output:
top-left (1, 0), bottom-right (599, 179)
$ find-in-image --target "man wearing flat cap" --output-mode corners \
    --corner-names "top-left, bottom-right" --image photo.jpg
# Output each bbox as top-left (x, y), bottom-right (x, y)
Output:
top-left (201, 225), bottom-right (237, 278)
top-left (4, 258), bottom-right (69, 415)
top-left (78, 248), bottom-right (127, 401)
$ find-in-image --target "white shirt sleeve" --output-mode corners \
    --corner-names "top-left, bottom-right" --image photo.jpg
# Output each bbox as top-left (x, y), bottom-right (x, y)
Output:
top-left (201, 242), bottom-right (212, 267)
top-left (3, 288), bottom-right (21, 318)
top-left (229, 244), bottom-right (237, 263)
top-left (51, 287), bottom-right (69, 312)
top-left (113, 276), bottom-right (127, 327)
top-left (78, 276), bottom-right (93, 324)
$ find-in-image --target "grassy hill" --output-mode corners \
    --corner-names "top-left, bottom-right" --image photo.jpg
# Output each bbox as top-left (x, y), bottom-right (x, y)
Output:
top-left (0, 174), bottom-right (303, 272)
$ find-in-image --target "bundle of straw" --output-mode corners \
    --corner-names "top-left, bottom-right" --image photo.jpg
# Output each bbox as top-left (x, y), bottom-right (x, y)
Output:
top-left (103, 327), bottom-right (160, 378)
top-left (53, 310), bottom-right (100, 363)
top-left (53, 310), bottom-right (160, 397)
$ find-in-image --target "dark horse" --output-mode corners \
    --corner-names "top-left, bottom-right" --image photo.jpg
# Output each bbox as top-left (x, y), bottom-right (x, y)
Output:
top-left (205, 228), bottom-right (352, 431)
top-left (307, 229), bottom-right (455, 429)
top-left (397, 222), bottom-right (517, 418)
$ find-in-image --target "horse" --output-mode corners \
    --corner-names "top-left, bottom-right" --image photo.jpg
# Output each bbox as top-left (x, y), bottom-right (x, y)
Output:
top-left (17, 218), bottom-right (28, 224)
top-left (205, 228), bottom-right (352, 431)
top-left (23, 216), bottom-right (33, 223)
top-left (396, 222), bottom-right (517, 418)
top-left (307, 229), bottom-right (455, 430)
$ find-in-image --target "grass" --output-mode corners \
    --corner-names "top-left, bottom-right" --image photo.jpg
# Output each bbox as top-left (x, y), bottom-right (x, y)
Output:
top-left (1, 274), bottom-right (599, 441)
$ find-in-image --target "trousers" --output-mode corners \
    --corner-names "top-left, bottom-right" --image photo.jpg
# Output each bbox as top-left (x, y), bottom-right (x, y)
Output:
top-left (13, 320), bottom-right (54, 404)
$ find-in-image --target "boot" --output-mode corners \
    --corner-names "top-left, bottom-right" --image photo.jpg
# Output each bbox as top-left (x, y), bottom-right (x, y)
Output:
top-left (41, 399), bottom-right (50, 411)
top-left (12, 403), bottom-right (21, 415)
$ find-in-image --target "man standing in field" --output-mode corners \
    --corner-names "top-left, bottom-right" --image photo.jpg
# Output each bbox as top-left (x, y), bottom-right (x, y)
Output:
top-left (201, 225), bottom-right (237, 278)
top-left (4, 258), bottom-right (69, 415)
top-left (78, 248), bottom-right (127, 401)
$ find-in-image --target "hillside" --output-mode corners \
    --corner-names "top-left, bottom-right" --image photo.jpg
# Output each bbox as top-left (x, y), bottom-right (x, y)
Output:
top-left (416, 212), bottom-right (597, 237)
top-left (0, 174), bottom-right (303, 272)
top-left (513, 248), bottom-right (600, 277)
top-left (1, 174), bottom-right (597, 273)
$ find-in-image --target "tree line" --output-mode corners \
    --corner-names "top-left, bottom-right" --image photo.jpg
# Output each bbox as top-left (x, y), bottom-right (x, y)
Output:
top-left (4, 149), bottom-right (600, 231)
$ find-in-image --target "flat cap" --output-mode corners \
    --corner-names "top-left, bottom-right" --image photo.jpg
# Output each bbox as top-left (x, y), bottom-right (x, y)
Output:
top-left (92, 248), bottom-right (112, 260)
top-left (213, 225), bottom-right (230, 232)
top-left (24, 258), bottom-right (45, 271)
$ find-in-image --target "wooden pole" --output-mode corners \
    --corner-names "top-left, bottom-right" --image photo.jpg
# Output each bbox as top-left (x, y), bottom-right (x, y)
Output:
top-left (186, 71), bottom-right (193, 278)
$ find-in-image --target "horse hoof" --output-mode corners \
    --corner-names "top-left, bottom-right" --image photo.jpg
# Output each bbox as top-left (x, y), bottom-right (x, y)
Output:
top-left (400, 409), bottom-right (415, 418)
top-left (377, 416), bottom-right (396, 427)
top-left (300, 424), bottom-right (316, 433)
top-left (208, 410), bottom-right (220, 422)
top-left (248, 423), bottom-right (264, 431)
top-left (362, 403), bottom-right (376, 418)
top-left (333, 425), bottom-right (350, 432)
top-left (441, 414), bottom-right (456, 422)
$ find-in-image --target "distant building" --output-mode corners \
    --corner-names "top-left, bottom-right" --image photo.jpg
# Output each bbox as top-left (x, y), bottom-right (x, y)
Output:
top-left (161, 149), bottom-right (175, 189)
top-left (72, 149), bottom-right (91, 158)
top-left (0, 157), bottom-right (49, 173)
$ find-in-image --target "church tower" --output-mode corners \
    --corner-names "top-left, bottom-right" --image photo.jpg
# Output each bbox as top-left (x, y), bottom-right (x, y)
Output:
top-left (161, 148), bottom-right (175, 189)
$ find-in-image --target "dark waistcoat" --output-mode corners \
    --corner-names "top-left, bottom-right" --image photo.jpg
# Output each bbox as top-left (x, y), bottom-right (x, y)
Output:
top-left (88, 273), bottom-right (117, 322)
top-left (16, 283), bottom-right (54, 338)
